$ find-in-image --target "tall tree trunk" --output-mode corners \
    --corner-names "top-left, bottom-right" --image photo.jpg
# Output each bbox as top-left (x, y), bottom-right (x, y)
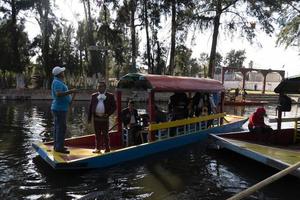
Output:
top-left (86, 0), bottom-right (100, 78)
top-left (156, 41), bottom-right (163, 75)
top-left (129, 0), bottom-right (137, 73)
top-left (208, 0), bottom-right (222, 79)
top-left (82, 0), bottom-right (89, 62)
top-left (104, 3), bottom-right (108, 82)
top-left (79, 48), bottom-right (83, 76)
top-left (168, 0), bottom-right (176, 75)
top-left (11, 0), bottom-right (25, 88)
top-left (143, 0), bottom-right (152, 74)
top-left (36, 0), bottom-right (51, 88)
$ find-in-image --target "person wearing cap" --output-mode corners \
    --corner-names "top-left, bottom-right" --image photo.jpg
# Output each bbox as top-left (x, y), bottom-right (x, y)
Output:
top-left (248, 107), bottom-right (273, 135)
top-left (51, 66), bottom-right (78, 154)
top-left (88, 81), bottom-right (116, 153)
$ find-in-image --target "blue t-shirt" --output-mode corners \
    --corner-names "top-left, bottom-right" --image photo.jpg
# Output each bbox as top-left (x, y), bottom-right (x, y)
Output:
top-left (51, 77), bottom-right (71, 111)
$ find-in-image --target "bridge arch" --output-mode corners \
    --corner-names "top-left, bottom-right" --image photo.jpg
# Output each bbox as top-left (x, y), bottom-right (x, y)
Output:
top-left (221, 67), bottom-right (285, 93)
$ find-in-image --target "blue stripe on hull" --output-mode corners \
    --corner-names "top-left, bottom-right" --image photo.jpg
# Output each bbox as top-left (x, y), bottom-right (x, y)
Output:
top-left (32, 143), bottom-right (57, 168)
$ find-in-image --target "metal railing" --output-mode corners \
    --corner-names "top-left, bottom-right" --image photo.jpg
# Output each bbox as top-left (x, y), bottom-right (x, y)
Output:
top-left (148, 113), bottom-right (226, 140)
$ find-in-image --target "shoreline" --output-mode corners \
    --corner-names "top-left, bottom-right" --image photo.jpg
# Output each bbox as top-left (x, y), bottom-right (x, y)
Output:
top-left (0, 88), bottom-right (283, 103)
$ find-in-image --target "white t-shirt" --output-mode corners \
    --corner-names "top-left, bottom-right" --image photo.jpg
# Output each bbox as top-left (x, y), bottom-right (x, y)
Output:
top-left (95, 93), bottom-right (106, 116)
top-left (130, 114), bottom-right (136, 124)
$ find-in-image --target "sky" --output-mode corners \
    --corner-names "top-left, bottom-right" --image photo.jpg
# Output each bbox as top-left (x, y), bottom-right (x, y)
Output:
top-left (25, 0), bottom-right (300, 77)
top-left (191, 29), bottom-right (300, 78)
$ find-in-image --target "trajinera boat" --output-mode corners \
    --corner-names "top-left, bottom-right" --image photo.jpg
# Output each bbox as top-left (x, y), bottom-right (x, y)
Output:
top-left (211, 75), bottom-right (300, 178)
top-left (32, 73), bottom-right (247, 170)
top-left (224, 100), bottom-right (268, 106)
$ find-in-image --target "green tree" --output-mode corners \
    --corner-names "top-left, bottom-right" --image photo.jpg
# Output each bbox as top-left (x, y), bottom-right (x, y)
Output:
top-left (141, 0), bottom-right (154, 73)
top-left (190, 58), bottom-right (201, 77)
top-left (224, 49), bottom-right (246, 68)
top-left (161, 0), bottom-right (197, 75)
top-left (139, 0), bottom-right (167, 74)
top-left (0, 21), bottom-right (32, 71)
top-left (198, 52), bottom-right (209, 77)
top-left (34, 0), bottom-right (56, 88)
top-left (198, 52), bottom-right (222, 77)
top-left (76, 21), bottom-right (88, 77)
top-left (0, 0), bottom-right (36, 88)
top-left (174, 44), bottom-right (193, 76)
top-left (114, 0), bottom-right (138, 75)
top-left (195, 0), bottom-right (276, 78)
top-left (275, 1), bottom-right (300, 48)
top-left (82, 0), bottom-right (102, 77)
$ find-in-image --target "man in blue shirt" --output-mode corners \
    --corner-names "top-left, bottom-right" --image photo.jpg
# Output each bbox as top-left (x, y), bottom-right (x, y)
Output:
top-left (51, 66), bottom-right (77, 154)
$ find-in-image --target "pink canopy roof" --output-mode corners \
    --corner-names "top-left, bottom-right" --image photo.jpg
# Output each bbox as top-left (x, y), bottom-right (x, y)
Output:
top-left (117, 73), bottom-right (224, 92)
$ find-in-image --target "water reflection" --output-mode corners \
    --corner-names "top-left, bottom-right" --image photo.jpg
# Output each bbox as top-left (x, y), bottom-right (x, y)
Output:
top-left (1, 100), bottom-right (300, 199)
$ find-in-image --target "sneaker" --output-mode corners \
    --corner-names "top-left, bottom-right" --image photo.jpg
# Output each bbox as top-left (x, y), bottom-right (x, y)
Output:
top-left (92, 149), bottom-right (100, 153)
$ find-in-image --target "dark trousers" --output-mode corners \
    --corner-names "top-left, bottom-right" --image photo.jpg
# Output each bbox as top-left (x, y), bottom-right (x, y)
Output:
top-left (93, 117), bottom-right (110, 150)
top-left (249, 126), bottom-right (273, 142)
top-left (126, 124), bottom-right (142, 145)
top-left (52, 111), bottom-right (67, 151)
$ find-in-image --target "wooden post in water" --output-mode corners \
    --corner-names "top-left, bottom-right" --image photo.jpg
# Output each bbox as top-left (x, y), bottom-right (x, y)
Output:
top-left (227, 161), bottom-right (300, 200)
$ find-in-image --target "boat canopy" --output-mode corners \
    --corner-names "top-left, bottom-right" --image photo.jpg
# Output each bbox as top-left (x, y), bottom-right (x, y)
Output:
top-left (274, 75), bottom-right (300, 94)
top-left (117, 73), bottom-right (224, 92)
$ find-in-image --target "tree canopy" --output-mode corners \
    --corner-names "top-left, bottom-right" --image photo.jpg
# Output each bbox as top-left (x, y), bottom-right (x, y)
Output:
top-left (0, 0), bottom-right (298, 88)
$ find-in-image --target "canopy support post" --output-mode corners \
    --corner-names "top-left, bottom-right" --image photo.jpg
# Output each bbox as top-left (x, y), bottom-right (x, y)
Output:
top-left (116, 90), bottom-right (122, 145)
top-left (148, 90), bottom-right (155, 141)
top-left (277, 93), bottom-right (283, 130)
top-left (220, 91), bottom-right (225, 125)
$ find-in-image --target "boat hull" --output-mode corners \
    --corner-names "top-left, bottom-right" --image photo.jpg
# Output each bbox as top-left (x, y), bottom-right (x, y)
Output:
top-left (211, 130), bottom-right (300, 178)
top-left (224, 100), bottom-right (268, 106)
top-left (33, 117), bottom-right (247, 170)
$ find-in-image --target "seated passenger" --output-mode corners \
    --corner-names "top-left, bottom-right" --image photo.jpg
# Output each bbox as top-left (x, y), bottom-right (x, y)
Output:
top-left (234, 88), bottom-right (239, 102)
top-left (192, 92), bottom-right (204, 117)
top-left (203, 93), bottom-right (212, 116)
top-left (155, 105), bottom-right (167, 123)
top-left (121, 100), bottom-right (142, 145)
top-left (248, 107), bottom-right (273, 135)
top-left (241, 89), bottom-right (247, 102)
top-left (168, 92), bottom-right (189, 121)
top-left (193, 93), bottom-right (217, 128)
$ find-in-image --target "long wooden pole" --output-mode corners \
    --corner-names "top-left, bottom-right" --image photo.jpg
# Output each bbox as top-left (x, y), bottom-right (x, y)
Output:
top-left (228, 161), bottom-right (300, 200)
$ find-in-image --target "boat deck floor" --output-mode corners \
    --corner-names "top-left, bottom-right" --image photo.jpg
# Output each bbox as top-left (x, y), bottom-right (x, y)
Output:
top-left (225, 138), bottom-right (300, 165)
top-left (41, 143), bottom-right (123, 163)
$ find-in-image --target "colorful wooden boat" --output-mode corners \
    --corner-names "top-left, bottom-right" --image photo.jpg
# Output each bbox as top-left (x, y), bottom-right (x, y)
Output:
top-left (224, 100), bottom-right (268, 106)
top-left (32, 73), bottom-right (247, 170)
top-left (210, 126), bottom-right (300, 178)
top-left (211, 75), bottom-right (300, 178)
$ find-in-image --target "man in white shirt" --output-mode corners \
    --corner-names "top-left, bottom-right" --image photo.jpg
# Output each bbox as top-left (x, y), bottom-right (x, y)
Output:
top-left (88, 81), bottom-right (116, 153)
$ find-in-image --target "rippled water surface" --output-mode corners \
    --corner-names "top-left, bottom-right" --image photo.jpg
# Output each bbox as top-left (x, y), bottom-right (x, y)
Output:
top-left (1, 100), bottom-right (300, 200)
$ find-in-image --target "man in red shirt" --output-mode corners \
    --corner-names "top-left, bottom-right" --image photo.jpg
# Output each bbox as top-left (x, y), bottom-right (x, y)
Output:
top-left (248, 107), bottom-right (272, 134)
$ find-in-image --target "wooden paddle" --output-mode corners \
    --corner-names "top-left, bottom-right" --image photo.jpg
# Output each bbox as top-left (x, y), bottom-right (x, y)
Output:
top-left (227, 161), bottom-right (300, 200)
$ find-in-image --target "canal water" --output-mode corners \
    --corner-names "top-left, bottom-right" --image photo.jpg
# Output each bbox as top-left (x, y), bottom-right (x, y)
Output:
top-left (1, 100), bottom-right (300, 200)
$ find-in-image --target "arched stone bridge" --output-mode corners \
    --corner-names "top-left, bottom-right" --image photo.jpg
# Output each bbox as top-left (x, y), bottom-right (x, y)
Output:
top-left (221, 67), bottom-right (285, 94)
